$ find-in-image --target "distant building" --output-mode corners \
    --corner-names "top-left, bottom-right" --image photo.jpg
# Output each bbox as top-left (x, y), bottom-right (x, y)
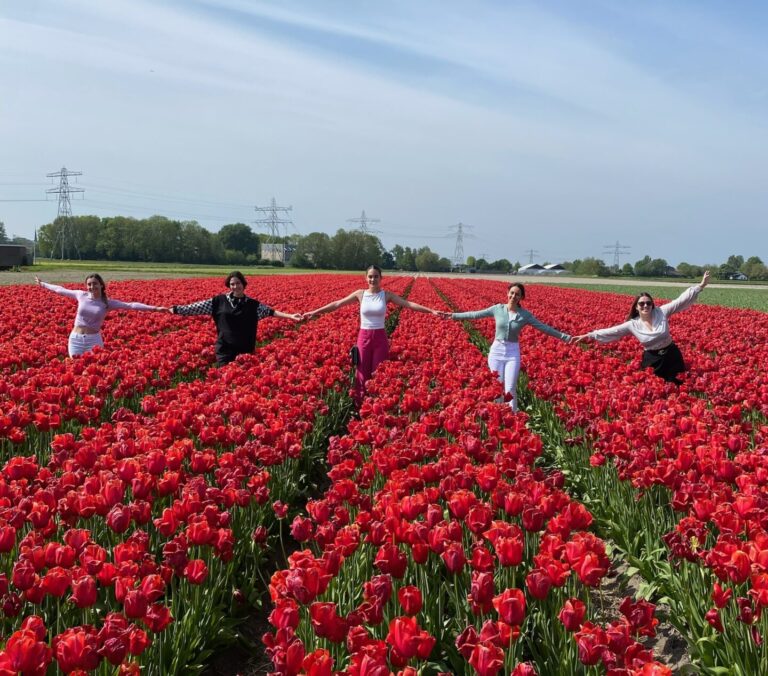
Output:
top-left (728, 271), bottom-right (748, 281)
top-left (517, 263), bottom-right (545, 275)
top-left (261, 243), bottom-right (285, 262)
top-left (664, 266), bottom-right (684, 278)
top-left (543, 263), bottom-right (567, 275)
top-left (0, 244), bottom-right (30, 269)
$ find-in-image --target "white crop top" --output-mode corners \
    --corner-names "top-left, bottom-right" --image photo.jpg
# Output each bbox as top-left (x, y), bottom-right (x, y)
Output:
top-left (360, 290), bottom-right (387, 330)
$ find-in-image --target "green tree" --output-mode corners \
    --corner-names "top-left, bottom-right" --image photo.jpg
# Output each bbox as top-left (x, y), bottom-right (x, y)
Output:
top-left (291, 232), bottom-right (332, 268)
top-left (391, 245), bottom-right (417, 271)
top-left (487, 258), bottom-right (512, 272)
top-left (578, 257), bottom-right (610, 276)
top-left (726, 254), bottom-right (744, 270)
top-left (742, 256), bottom-right (767, 281)
top-left (330, 229), bottom-right (383, 270)
top-left (0, 221), bottom-right (7, 243)
top-left (466, 256), bottom-right (477, 267)
top-left (414, 247), bottom-right (442, 272)
top-left (676, 262), bottom-right (703, 279)
top-left (634, 256), bottom-right (668, 277)
top-left (218, 223), bottom-right (260, 256)
top-left (621, 263), bottom-right (634, 276)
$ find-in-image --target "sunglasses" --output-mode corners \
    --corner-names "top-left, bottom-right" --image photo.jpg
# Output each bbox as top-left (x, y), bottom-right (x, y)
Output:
top-left (637, 301), bottom-right (653, 308)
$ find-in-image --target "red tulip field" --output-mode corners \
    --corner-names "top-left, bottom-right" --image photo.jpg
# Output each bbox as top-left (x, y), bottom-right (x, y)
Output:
top-left (1, 274), bottom-right (767, 675)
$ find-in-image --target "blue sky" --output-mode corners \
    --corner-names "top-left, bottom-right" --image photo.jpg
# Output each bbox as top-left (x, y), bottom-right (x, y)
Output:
top-left (1, 0), bottom-right (767, 266)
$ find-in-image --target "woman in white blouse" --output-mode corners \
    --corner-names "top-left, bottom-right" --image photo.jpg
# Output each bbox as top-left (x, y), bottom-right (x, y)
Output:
top-left (575, 271), bottom-right (709, 383)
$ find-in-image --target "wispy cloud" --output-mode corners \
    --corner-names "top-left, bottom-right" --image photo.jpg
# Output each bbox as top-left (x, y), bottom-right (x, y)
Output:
top-left (1, 0), bottom-right (766, 264)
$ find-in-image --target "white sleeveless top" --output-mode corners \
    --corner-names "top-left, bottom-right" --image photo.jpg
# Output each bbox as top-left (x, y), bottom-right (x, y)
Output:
top-left (360, 290), bottom-right (387, 329)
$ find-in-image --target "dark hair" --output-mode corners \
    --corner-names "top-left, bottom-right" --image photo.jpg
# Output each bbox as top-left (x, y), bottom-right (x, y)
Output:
top-left (628, 293), bottom-right (654, 320)
top-left (508, 282), bottom-right (526, 301)
top-left (86, 273), bottom-right (108, 307)
top-left (225, 271), bottom-right (247, 289)
top-left (366, 265), bottom-right (383, 276)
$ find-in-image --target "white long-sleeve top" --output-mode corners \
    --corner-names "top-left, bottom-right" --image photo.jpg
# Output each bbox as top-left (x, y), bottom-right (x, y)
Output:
top-left (588, 284), bottom-right (704, 350)
top-left (41, 282), bottom-right (158, 332)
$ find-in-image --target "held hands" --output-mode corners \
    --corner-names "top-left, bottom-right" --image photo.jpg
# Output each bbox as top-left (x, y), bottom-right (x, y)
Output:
top-left (301, 311), bottom-right (317, 322)
top-left (287, 313), bottom-right (302, 322)
top-left (571, 334), bottom-right (591, 344)
top-left (437, 311), bottom-right (452, 319)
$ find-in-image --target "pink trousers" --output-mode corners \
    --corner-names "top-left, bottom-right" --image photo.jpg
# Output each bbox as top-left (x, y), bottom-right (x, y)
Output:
top-left (355, 328), bottom-right (389, 404)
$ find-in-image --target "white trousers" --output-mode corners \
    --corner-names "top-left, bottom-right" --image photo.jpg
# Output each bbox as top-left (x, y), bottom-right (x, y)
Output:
top-left (488, 340), bottom-right (521, 411)
top-left (68, 331), bottom-right (104, 357)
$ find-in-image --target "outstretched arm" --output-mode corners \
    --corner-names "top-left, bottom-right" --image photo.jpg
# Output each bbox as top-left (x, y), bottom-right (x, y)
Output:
top-left (660, 270), bottom-right (710, 317)
top-left (385, 291), bottom-right (441, 315)
top-left (171, 298), bottom-right (213, 316)
top-left (586, 321), bottom-right (634, 344)
top-left (34, 277), bottom-right (80, 300)
top-left (450, 306), bottom-right (496, 321)
top-left (273, 310), bottom-right (302, 322)
top-left (302, 291), bottom-right (361, 320)
top-left (108, 299), bottom-right (168, 312)
top-left (525, 313), bottom-right (571, 342)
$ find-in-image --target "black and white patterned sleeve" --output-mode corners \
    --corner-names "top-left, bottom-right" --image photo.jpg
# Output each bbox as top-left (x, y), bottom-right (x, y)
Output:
top-left (257, 303), bottom-right (275, 320)
top-left (172, 298), bottom-right (214, 316)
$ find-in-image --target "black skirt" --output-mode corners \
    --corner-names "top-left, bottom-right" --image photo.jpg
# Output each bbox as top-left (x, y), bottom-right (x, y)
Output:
top-left (641, 342), bottom-right (685, 383)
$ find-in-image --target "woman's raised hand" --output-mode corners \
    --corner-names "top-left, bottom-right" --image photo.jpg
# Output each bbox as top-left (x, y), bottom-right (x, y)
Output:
top-left (700, 270), bottom-right (710, 289)
top-left (34, 275), bottom-right (42, 285)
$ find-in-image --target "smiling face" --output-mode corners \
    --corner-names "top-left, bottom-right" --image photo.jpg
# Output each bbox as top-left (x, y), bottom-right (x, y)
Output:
top-left (365, 267), bottom-right (382, 291)
top-left (507, 284), bottom-right (524, 308)
top-left (228, 276), bottom-right (246, 297)
top-left (85, 275), bottom-right (104, 299)
top-left (636, 294), bottom-right (654, 318)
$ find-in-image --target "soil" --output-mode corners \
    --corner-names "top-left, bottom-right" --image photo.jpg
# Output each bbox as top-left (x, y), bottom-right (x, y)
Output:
top-left (595, 560), bottom-right (696, 674)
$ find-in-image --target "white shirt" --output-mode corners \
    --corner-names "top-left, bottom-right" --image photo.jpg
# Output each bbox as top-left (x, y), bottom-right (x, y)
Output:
top-left (360, 290), bottom-right (386, 329)
top-left (588, 285), bottom-right (703, 351)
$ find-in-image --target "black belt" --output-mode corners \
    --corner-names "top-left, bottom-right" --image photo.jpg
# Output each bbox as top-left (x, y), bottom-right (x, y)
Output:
top-left (645, 343), bottom-right (673, 356)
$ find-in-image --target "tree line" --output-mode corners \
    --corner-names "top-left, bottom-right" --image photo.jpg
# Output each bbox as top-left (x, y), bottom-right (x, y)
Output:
top-left (563, 254), bottom-right (767, 280)
top-left (25, 215), bottom-right (768, 279)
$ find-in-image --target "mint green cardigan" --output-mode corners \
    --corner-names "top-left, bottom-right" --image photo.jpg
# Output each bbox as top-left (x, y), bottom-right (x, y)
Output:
top-left (452, 304), bottom-right (571, 343)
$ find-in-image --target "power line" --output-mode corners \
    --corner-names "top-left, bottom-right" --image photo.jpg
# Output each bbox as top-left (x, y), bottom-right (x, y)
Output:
top-left (46, 167), bottom-right (83, 260)
top-left (524, 248), bottom-right (539, 263)
top-left (254, 197), bottom-right (293, 263)
top-left (347, 210), bottom-right (381, 235)
top-left (449, 222), bottom-right (473, 267)
top-left (603, 240), bottom-right (631, 270)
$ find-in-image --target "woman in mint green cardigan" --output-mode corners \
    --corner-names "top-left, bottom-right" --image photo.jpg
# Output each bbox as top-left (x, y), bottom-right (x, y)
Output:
top-left (446, 283), bottom-right (571, 411)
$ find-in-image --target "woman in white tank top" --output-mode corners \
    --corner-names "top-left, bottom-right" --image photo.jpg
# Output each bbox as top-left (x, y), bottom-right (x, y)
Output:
top-left (304, 265), bottom-right (440, 405)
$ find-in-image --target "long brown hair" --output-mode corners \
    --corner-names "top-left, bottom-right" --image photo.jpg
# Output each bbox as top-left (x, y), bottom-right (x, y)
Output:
top-left (86, 273), bottom-right (108, 307)
top-left (627, 293), bottom-right (653, 320)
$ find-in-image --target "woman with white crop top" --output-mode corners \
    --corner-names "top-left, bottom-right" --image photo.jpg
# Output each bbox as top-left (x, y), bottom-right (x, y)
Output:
top-left (303, 265), bottom-right (440, 404)
top-left (35, 274), bottom-right (167, 357)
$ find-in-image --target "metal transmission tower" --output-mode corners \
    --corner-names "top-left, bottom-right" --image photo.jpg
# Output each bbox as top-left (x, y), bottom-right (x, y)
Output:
top-left (46, 167), bottom-right (84, 259)
top-left (254, 198), bottom-right (293, 262)
top-left (347, 210), bottom-right (381, 234)
top-left (524, 249), bottom-right (539, 264)
top-left (449, 222), bottom-right (473, 267)
top-left (603, 240), bottom-right (631, 270)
